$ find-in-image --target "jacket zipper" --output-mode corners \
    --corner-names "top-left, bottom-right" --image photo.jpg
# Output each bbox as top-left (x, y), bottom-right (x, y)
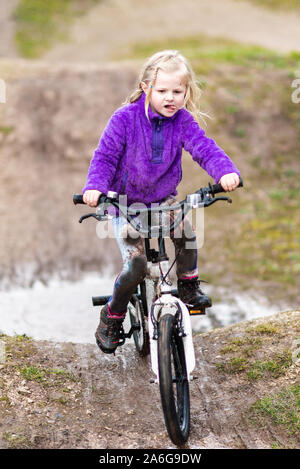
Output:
top-left (151, 118), bottom-right (164, 164)
top-left (120, 170), bottom-right (128, 194)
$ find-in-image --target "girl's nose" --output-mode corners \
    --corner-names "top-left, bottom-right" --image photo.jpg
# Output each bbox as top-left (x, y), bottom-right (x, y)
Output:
top-left (165, 92), bottom-right (173, 101)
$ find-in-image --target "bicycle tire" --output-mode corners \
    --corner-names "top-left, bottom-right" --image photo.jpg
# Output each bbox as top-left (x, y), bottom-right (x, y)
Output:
top-left (158, 313), bottom-right (190, 445)
top-left (129, 295), bottom-right (150, 357)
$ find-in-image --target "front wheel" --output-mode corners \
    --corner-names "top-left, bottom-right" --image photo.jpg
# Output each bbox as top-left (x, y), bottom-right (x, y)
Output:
top-left (158, 313), bottom-right (190, 446)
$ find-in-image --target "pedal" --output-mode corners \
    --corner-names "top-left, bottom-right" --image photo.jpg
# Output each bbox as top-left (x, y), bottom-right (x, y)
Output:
top-left (124, 323), bottom-right (140, 338)
top-left (118, 323), bottom-right (140, 346)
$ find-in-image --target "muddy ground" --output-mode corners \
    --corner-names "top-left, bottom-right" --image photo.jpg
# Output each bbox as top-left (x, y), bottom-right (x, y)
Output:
top-left (0, 310), bottom-right (299, 449)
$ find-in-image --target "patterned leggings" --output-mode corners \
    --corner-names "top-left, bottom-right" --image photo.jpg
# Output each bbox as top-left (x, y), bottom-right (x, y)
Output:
top-left (108, 197), bottom-right (198, 316)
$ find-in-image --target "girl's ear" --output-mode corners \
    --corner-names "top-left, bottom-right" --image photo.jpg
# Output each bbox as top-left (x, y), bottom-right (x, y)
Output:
top-left (140, 81), bottom-right (148, 94)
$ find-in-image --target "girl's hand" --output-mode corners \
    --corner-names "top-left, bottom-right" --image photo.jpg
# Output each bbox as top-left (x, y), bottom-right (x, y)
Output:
top-left (219, 173), bottom-right (240, 192)
top-left (83, 190), bottom-right (102, 207)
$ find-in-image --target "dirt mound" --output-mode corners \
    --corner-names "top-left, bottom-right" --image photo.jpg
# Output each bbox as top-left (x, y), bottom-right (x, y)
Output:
top-left (0, 59), bottom-right (138, 287)
top-left (0, 310), bottom-right (299, 449)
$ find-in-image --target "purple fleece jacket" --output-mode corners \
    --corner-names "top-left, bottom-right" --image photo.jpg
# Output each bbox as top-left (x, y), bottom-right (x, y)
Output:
top-left (83, 93), bottom-right (240, 205)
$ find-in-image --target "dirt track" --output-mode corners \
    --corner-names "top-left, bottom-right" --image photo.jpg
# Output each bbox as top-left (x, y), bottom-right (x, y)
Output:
top-left (1, 0), bottom-right (300, 63)
top-left (44, 0), bottom-right (300, 62)
top-left (1, 310), bottom-right (299, 449)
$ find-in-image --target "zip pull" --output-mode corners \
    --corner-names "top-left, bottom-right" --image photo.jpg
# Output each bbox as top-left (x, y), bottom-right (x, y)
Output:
top-left (156, 119), bottom-right (163, 132)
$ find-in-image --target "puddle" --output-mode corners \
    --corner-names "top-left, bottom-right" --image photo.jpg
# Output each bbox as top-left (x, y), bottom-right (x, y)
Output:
top-left (0, 272), bottom-right (284, 344)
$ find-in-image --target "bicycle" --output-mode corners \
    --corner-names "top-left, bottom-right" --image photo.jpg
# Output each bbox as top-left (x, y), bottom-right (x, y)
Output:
top-left (73, 177), bottom-right (243, 446)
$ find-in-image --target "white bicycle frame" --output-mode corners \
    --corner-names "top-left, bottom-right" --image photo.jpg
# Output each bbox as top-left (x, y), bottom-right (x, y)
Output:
top-left (144, 259), bottom-right (196, 384)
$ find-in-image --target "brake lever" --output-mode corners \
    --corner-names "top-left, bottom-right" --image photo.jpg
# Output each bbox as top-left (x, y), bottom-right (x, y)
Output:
top-left (204, 196), bottom-right (232, 207)
top-left (79, 213), bottom-right (103, 223)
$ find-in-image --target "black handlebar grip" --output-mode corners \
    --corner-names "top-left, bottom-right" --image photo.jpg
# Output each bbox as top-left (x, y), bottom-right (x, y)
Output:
top-left (210, 182), bottom-right (223, 194)
top-left (211, 176), bottom-right (243, 194)
top-left (73, 193), bottom-right (107, 205)
top-left (73, 194), bottom-right (84, 204)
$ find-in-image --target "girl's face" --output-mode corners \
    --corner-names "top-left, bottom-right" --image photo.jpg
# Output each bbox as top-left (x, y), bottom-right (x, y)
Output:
top-left (142, 68), bottom-right (187, 118)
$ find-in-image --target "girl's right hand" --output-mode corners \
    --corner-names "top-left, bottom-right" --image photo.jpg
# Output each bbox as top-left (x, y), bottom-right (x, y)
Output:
top-left (83, 190), bottom-right (102, 207)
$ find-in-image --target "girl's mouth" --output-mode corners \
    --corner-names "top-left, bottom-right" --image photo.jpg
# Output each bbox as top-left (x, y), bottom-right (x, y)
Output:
top-left (164, 105), bottom-right (176, 112)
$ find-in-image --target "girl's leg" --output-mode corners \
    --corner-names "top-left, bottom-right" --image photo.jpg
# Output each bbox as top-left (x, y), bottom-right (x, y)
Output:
top-left (108, 216), bottom-right (147, 315)
top-left (163, 197), bottom-right (211, 308)
top-left (95, 217), bottom-right (147, 354)
top-left (160, 197), bottom-right (198, 279)
top-left (172, 221), bottom-right (198, 280)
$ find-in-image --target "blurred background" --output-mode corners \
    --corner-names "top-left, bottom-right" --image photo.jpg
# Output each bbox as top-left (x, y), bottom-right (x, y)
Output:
top-left (0, 0), bottom-right (299, 342)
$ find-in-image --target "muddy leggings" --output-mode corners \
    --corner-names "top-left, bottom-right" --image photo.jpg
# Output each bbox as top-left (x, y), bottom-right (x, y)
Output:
top-left (108, 197), bottom-right (198, 316)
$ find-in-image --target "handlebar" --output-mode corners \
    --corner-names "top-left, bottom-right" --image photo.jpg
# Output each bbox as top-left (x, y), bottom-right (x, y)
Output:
top-left (73, 177), bottom-right (243, 237)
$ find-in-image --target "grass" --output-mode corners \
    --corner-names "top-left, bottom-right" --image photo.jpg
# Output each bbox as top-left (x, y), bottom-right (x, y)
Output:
top-left (216, 350), bottom-right (292, 378)
top-left (18, 365), bottom-right (77, 386)
top-left (2, 334), bottom-right (78, 390)
top-left (216, 320), bottom-right (295, 380)
top-left (3, 431), bottom-right (32, 449)
top-left (14, 0), bottom-right (72, 58)
top-left (220, 336), bottom-right (262, 355)
top-left (247, 350), bottom-right (293, 380)
top-left (121, 35), bottom-right (300, 75)
top-left (235, 0), bottom-right (300, 12)
top-left (0, 126), bottom-right (14, 135)
top-left (229, 192), bottom-right (300, 288)
top-left (19, 365), bottom-right (45, 382)
top-left (217, 356), bottom-right (247, 373)
top-left (14, 0), bottom-right (102, 58)
top-left (218, 73), bottom-right (300, 295)
top-left (249, 384), bottom-right (300, 438)
top-left (4, 334), bottom-right (35, 361)
top-left (1, 333), bottom-right (31, 341)
top-left (247, 323), bottom-right (280, 335)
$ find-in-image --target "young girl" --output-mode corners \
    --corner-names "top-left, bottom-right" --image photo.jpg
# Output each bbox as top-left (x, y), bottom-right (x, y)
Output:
top-left (83, 50), bottom-right (240, 354)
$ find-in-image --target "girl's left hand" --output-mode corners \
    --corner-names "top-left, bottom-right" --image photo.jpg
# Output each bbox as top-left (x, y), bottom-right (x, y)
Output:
top-left (219, 173), bottom-right (240, 192)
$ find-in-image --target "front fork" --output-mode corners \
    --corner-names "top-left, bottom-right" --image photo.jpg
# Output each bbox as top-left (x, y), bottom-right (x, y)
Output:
top-left (148, 294), bottom-right (196, 384)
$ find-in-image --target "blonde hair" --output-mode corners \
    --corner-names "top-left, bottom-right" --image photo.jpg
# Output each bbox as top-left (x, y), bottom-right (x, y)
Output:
top-left (124, 50), bottom-right (208, 124)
